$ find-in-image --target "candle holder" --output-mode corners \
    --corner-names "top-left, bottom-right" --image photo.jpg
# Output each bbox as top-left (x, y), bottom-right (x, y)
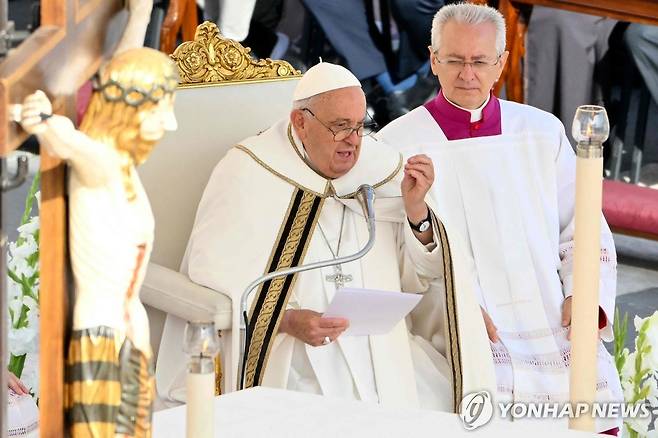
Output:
top-left (572, 105), bottom-right (609, 158)
top-left (184, 321), bottom-right (220, 373)
top-left (183, 321), bottom-right (220, 438)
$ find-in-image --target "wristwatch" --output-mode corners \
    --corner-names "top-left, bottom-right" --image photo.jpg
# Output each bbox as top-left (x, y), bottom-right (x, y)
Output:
top-left (408, 209), bottom-right (432, 233)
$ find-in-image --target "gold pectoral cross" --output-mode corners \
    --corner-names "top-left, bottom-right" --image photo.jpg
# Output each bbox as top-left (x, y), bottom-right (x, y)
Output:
top-left (325, 265), bottom-right (353, 289)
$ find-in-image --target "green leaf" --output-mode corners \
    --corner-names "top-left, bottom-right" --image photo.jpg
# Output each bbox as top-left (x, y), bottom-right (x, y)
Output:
top-left (19, 171), bottom-right (40, 226)
top-left (14, 304), bottom-right (30, 329)
top-left (7, 268), bottom-right (21, 284)
top-left (8, 354), bottom-right (26, 379)
top-left (613, 308), bottom-right (629, 376)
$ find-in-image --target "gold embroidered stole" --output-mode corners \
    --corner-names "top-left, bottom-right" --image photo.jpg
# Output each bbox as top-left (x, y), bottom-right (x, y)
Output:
top-left (242, 187), bottom-right (324, 389)
top-left (437, 221), bottom-right (463, 413)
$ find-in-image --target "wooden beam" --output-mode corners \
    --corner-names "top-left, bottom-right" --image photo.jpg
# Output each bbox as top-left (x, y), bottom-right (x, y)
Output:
top-left (0, 0), bottom-right (123, 156)
top-left (38, 151), bottom-right (68, 438)
top-left (38, 2), bottom-right (70, 435)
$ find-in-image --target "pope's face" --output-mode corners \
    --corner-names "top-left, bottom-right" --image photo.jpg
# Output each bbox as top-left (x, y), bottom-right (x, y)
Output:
top-left (430, 21), bottom-right (508, 109)
top-left (291, 87), bottom-right (366, 179)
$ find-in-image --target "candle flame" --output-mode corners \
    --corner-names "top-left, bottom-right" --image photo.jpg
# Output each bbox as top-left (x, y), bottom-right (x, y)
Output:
top-left (585, 123), bottom-right (593, 138)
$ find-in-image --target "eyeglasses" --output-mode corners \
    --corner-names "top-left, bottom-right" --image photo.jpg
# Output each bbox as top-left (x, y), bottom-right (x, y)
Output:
top-left (302, 108), bottom-right (377, 141)
top-left (433, 53), bottom-right (501, 72)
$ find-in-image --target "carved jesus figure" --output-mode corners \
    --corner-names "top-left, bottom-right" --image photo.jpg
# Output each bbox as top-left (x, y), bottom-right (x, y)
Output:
top-left (18, 47), bottom-right (178, 437)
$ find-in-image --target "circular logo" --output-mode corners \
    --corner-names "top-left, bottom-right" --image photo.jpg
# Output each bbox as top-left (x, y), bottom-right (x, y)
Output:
top-left (460, 391), bottom-right (494, 430)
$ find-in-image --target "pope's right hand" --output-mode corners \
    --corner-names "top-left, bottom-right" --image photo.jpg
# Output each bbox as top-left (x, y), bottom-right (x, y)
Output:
top-left (19, 90), bottom-right (52, 135)
top-left (279, 309), bottom-right (349, 347)
top-left (480, 306), bottom-right (499, 343)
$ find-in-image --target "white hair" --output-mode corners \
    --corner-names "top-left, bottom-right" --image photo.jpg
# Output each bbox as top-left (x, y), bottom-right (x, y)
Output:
top-left (430, 3), bottom-right (506, 56)
top-left (292, 95), bottom-right (316, 110)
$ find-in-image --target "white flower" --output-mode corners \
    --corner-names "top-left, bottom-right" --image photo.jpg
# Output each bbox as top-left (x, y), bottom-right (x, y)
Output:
top-left (622, 351), bottom-right (637, 381)
top-left (648, 376), bottom-right (658, 406)
top-left (7, 280), bottom-right (21, 301)
top-left (643, 312), bottom-right (658, 370)
top-left (622, 381), bottom-right (635, 404)
top-left (626, 415), bottom-right (651, 435)
top-left (22, 295), bottom-right (37, 311)
top-left (11, 242), bottom-right (35, 261)
top-left (8, 297), bottom-right (24, 321)
top-left (17, 216), bottom-right (39, 235)
top-left (8, 254), bottom-right (34, 279)
top-left (5, 204), bottom-right (40, 391)
top-left (26, 307), bottom-right (39, 329)
top-left (635, 315), bottom-right (647, 333)
top-left (8, 326), bottom-right (38, 355)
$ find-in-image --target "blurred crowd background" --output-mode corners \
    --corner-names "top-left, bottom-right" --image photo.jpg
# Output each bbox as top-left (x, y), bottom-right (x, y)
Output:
top-left (7, 1), bottom-right (658, 179)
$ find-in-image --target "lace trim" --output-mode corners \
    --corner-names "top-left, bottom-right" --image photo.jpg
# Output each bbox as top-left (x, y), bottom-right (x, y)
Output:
top-left (559, 243), bottom-right (614, 265)
top-left (497, 381), bottom-right (610, 403)
top-left (491, 340), bottom-right (611, 372)
top-left (496, 326), bottom-right (570, 341)
top-left (8, 422), bottom-right (39, 437)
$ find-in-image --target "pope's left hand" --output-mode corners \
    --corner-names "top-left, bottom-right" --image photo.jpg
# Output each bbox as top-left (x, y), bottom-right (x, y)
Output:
top-left (402, 154), bottom-right (435, 221)
top-left (561, 296), bottom-right (601, 341)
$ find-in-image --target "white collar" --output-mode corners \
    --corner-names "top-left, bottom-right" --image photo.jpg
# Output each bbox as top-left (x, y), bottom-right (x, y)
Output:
top-left (444, 91), bottom-right (490, 122)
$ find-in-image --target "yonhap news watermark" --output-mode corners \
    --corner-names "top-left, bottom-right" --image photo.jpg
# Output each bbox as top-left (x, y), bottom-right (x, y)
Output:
top-left (459, 391), bottom-right (655, 431)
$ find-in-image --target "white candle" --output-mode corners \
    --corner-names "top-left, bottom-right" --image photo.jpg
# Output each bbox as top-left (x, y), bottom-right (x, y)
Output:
top-left (186, 370), bottom-right (214, 438)
top-left (569, 152), bottom-right (603, 432)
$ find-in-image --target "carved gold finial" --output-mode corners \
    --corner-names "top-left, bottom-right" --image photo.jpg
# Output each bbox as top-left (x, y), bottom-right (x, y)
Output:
top-left (171, 21), bottom-right (302, 85)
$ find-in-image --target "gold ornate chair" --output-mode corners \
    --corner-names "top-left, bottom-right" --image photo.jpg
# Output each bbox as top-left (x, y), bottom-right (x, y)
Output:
top-left (137, 21), bottom-right (301, 403)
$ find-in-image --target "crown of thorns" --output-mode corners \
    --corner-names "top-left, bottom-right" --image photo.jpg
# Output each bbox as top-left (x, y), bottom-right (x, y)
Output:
top-left (92, 73), bottom-right (179, 107)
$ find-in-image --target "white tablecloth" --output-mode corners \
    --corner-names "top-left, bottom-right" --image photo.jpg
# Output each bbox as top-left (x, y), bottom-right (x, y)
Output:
top-left (152, 387), bottom-right (601, 438)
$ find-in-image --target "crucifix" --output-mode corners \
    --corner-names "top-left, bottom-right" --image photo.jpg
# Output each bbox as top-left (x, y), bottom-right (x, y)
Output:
top-left (0, 1), bottom-right (148, 435)
top-left (325, 265), bottom-right (353, 290)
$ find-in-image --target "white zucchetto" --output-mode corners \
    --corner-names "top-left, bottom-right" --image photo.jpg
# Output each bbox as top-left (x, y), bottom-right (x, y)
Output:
top-left (293, 62), bottom-right (361, 101)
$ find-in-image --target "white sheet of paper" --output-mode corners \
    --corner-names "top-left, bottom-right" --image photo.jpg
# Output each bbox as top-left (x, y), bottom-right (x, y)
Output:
top-left (323, 287), bottom-right (422, 336)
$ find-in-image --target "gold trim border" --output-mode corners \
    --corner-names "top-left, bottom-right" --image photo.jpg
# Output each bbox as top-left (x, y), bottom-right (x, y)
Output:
top-left (438, 221), bottom-right (463, 413)
top-left (243, 189), bottom-right (324, 388)
top-left (177, 76), bottom-right (300, 90)
top-left (234, 144), bottom-right (330, 198)
top-left (286, 124), bottom-right (403, 199)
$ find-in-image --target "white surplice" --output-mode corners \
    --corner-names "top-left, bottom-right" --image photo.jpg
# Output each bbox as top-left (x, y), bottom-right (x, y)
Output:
top-left (378, 99), bottom-right (623, 431)
top-left (155, 119), bottom-right (496, 411)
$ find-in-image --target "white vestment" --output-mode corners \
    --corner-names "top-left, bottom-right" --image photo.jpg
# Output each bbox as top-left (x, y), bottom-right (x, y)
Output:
top-left (378, 99), bottom-right (623, 431)
top-left (155, 119), bottom-right (495, 411)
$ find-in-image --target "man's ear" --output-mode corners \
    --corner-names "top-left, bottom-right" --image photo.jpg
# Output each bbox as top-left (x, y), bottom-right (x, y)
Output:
top-left (428, 46), bottom-right (440, 76)
top-left (290, 109), bottom-right (307, 140)
top-left (498, 50), bottom-right (510, 75)
top-left (290, 109), bottom-right (304, 130)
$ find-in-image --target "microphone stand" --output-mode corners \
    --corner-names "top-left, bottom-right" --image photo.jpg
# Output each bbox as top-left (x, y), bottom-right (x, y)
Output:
top-left (237, 185), bottom-right (376, 390)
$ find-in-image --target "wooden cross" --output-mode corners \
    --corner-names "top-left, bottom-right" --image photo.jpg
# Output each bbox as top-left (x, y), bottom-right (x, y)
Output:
top-left (0, 1), bottom-right (126, 435)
